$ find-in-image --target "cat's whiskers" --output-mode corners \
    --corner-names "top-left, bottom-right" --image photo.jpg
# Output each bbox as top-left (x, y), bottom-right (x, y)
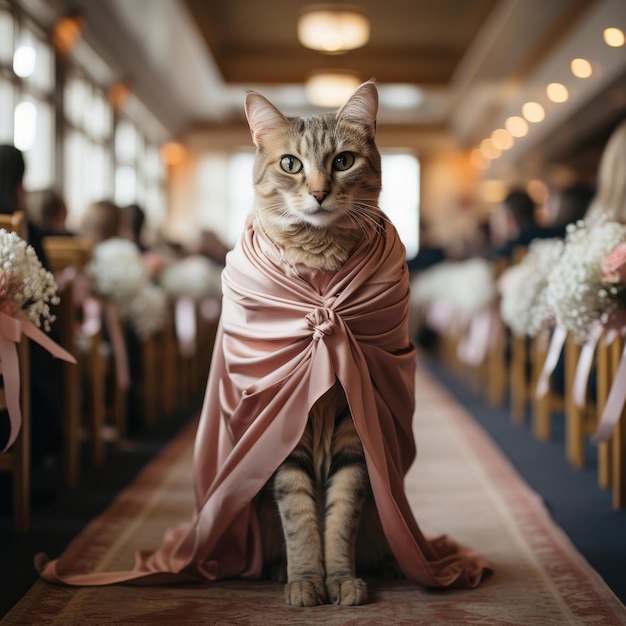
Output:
top-left (348, 205), bottom-right (385, 234)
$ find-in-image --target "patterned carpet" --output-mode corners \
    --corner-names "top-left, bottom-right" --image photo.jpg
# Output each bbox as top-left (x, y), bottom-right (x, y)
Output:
top-left (3, 367), bottom-right (625, 625)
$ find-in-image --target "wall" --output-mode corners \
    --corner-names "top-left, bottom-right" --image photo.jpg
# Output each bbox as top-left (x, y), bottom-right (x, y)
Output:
top-left (165, 121), bottom-right (489, 253)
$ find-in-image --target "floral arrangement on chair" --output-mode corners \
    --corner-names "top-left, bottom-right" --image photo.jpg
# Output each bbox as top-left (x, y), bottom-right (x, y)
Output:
top-left (86, 237), bottom-right (167, 339)
top-left (498, 238), bottom-right (563, 337)
top-left (159, 255), bottom-right (223, 302)
top-left (0, 228), bottom-right (59, 331)
top-left (0, 228), bottom-right (76, 452)
top-left (600, 240), bottom-right (626, 320)
top-left (545, 217), bottom-right (626, 343)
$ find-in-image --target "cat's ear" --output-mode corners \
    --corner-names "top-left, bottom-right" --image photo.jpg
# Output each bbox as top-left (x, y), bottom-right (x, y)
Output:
top-left (245, 92), bottom-right (289, 147)
top-left (336, 80), bottom-right (378, 137)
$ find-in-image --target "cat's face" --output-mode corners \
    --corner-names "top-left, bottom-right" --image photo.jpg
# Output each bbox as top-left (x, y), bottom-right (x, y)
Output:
top-left (245, 82), bottom-right (381, 231)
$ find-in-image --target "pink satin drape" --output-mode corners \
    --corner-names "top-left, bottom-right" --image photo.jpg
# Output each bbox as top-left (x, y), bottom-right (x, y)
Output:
top-left (38, 216), bottom-right (488, 589)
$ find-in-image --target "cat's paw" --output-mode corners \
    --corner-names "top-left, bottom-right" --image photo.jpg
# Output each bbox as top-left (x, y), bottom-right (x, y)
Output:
top-left (284, 579), bottom-right (327, 606)
top-left (326, 577), bottom-right (368, 606)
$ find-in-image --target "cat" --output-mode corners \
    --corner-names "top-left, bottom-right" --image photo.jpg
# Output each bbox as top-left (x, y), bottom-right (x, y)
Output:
top-left (244, 81), bottom-right (400, 607)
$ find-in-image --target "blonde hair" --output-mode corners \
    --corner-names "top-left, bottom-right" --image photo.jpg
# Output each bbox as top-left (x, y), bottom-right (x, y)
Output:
top-left (80, 200), bottom-right (121, 242)
top-left (586, 120), bottom-right (626, 222)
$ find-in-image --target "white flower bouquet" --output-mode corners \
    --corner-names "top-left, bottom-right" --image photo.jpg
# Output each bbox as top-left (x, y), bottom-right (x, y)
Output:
top-left (411, 257), bottom-right (497, 313)
top-left (499, 238), bottom-right (563, 337)
top-left (86, 238), bottom-right (148, 300)
top-left (0, 228), bottom-right (76, 453)
top-left (545, 217), bottom-right (626, 343)
top-left (600, 240), bottom-right (626, 320)
top-left (87, 237), bottom-right (165, 338)
top-left (160, 255), bottom-right (223, 302)
top-left (0, 228), bottom-right (59, 331)
top-left (121, 282), bottom-right (167, 339)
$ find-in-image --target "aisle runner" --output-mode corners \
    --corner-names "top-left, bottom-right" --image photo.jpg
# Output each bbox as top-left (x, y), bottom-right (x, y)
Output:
top-left (4, 368), bottom-right (626, 625)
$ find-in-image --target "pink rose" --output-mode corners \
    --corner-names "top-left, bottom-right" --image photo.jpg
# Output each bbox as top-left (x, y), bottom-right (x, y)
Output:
top-left (602, 241), bottom-right (626, 284)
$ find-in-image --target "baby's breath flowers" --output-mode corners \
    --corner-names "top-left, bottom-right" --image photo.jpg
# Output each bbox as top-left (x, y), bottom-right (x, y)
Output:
top-left (121, 282), bottom-right (167, 339)
top-left (545, 216), bottom-right (626, 343)
top-left (160, 255), bottom-right (223, 302)
top-left (86, 237), bottom-right (166, 338)
top-left (499, 238), bottom-right (563, 337)
top-left (86, 238), bottom-right (148, 300)
top-left (0, 228), bottom-right (59, 331)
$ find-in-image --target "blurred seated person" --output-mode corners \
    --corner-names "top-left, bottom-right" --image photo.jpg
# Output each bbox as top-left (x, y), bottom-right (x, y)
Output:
top-left (25, 187), bottom-right (73, 237)
top-left (79, 199), bottom-right (121, 243)
top-left (0, 145), bottom-right (62, 466)
top-left (552, 183), bottom-right (595, 227)
top-left (585, 119), bottom-right (626, 223)
top-left (0, 145), bottom-right (49, 265)
top-left (407, 220), bottom-right (447, 351)
top-left (488, 189), bottom-right (565, 261)
top-left (120, 203), bottom-right (148, 251)
top-left (198, 229), bottom-right (230, 266)
top-left (406, 219), bottom-right (446, 274)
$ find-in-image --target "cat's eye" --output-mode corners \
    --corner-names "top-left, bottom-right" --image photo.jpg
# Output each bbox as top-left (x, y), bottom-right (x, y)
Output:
top-left (280, 155), bottom-right (303, 174)
top-left (333, 152), bottom-right (355, 171)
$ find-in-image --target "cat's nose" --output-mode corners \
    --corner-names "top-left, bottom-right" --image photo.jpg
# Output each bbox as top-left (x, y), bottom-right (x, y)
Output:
top-left (311, 190), bottom-right (328, 204)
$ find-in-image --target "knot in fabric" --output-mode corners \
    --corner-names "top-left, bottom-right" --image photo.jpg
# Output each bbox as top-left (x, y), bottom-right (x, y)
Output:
top-left (306, 307), bottom-right (337, 341)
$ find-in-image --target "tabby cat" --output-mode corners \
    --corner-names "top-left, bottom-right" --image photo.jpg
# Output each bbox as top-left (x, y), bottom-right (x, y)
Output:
top-left (245, 81), bottom-right (398, 607)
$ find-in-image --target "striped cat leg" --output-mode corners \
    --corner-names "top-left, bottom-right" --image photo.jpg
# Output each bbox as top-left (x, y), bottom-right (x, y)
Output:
top-left (273, 444), bottom-right (327, 606)
top-left (323, 414), bottom-right (369, 605)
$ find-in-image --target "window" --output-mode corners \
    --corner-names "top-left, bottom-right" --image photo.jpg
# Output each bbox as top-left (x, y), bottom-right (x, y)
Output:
top-left (0, 6), bottom-right (14, 65)
top-left (63, 71), bottom-right (113, 227)
top-left (114, 115), bottom-right (166, 231)
top-left (0, 5), bottom-right (55, 189)
top-left (380, 153), bottom-right (420, 259)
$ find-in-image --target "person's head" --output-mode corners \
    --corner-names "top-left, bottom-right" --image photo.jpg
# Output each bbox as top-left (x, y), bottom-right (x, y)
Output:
top-left (554, 183), bottom-right (595, 226)
top-left (502, 190), bottom-right (536, 232)
top-left (26, 188), bottom-right (68, 233)
top-left (0, 144), bottom-right (25, 213)
top-left (586, 119), bottom-right (626, 222)
top-left (80, 200), bottom-right (121, 242)
top-left (120, 203), bottom-right (146, 244)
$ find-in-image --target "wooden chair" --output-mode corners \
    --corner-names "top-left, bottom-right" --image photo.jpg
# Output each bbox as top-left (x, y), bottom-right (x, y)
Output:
top-left (0, 212), bottom-right (31, 531)
top-left (509, 332), bottom-right (530, 425)
top-left (596, 333), bottom-right (626, 509)
top-left (563, 332), bottom-right (597, 470)
top-left (595, 335), bottom-right (611, 489)
top-left (609, 335), bottom-right (626, 509)
top-left (43, 236), bottom-right (92, 486)
top-left (531, 330), bottom-right (564, 442)
top-left (159, 308), bottom-right (179, 416)
top-left (45, 237), bottom-right (130, 465)
top-left (484, 311), bottom-right (507, 408)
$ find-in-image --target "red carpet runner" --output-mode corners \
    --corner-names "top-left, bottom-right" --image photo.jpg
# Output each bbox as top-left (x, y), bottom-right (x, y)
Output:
top-left (3, 366), bottom-right (625, 624)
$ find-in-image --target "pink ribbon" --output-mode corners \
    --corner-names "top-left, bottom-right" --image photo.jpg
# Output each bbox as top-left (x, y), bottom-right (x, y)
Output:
top-left (175, 297), bottom-right (197, 358)
top-left (535, 326), bottom-right (567, 398)
top-left (0, 310), bottom-right (77, 453)
top-left (425, 301), bottom-right (470, 337)
top-left (81, 296), bottom-right (102, 337)
top-left (103, 302), bottom-right (130, 391)
top-left (572, 322), bottom-right (603, 409)
top-left (457, 308), bottom-right (494, 365)
top-left (592, 330), bottom-right (626, 443)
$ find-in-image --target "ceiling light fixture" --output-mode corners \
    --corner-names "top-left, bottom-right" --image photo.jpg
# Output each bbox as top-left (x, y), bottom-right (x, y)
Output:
top-left (298, 4), bottom-right (370, 54)
top-left (546, 82), bottom-right (569, 103)
top-left (521, 101), bottom-right (545, 123)
top-left (305, 70), bottom-right (362, 107)
top-left (603, 27), bottom-right (625, 48)
top-left (52, 12), bottom-right (84, 56)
